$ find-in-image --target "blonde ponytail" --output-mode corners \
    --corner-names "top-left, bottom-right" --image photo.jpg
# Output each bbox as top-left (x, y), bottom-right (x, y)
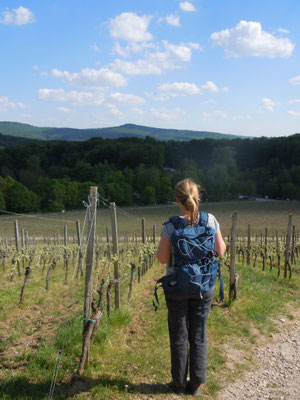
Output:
top-left (175, 178), bottom-right (200, 225)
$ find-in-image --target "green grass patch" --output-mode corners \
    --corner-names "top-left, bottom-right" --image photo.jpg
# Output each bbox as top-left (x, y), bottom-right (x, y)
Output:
top-left (0, 254), bottom-right (299, 399)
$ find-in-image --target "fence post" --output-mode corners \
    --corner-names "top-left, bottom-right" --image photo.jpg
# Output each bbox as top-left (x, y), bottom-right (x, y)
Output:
top-left (76, 220), bottom-right (84, 278)
top-left (291, 225), bottom-right (295, 265)
top-left (247, 224), bottom-right (251, 265)
top-left (110, 202), bottom-right (120, 310)
top-left (229, 211), bottom-right (238, 303)
top-left (142, 218), bottom-right (146, 244)
top-left (76, 220), bottom-right (81, 248)
top-left (83, 186), bottom-right (98, 329)
top-left (284, 214), bottom-right (292, 279)
top-left (153, 225), bottom-right (156, 244)
top-left (64, 225), bottom-right (68, 284)
top-left (106, 226), bottom-right (111, 261)
top-left (14, 220), bottom-right (21, 276)
top-left (265, 228), bottom-right (268, 258)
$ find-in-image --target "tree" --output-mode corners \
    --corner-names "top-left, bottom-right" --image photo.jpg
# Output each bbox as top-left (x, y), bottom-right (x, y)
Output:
top-left (142, 186), bottom-right (156, 205)
top-left (0, 190), bottom-right (6, 211)
top-left (104, 182), bottom-right (125, 205)
top-left (157, 176), bottom-right (173, 203)
top-left (204, 165), bottom-right (232, 201)
top-left (4, 177), bottom-right (39, 212)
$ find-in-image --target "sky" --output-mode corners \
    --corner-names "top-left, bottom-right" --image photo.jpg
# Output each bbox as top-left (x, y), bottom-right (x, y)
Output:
top-left (1, 0), bottom-right (300, 137)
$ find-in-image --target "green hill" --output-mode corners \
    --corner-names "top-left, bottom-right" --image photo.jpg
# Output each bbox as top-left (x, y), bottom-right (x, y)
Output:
top-left (0, 121), bottom-right (249, 141)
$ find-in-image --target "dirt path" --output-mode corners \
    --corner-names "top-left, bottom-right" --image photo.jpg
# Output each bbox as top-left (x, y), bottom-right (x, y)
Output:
top-left (217, 306), bottom-right (300, 400)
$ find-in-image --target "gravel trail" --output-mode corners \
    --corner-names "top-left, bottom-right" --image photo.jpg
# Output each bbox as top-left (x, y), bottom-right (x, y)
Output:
top-left (217, 312), bottom-right (300, 400)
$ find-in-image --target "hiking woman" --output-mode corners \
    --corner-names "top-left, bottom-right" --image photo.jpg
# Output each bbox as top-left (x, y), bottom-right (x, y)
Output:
top-left (156, 178), bottom-right (226, 396)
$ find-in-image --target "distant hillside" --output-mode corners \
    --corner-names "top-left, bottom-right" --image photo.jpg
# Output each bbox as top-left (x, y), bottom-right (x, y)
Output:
top-left (0, 132), bottom-right (43, 147)
top-left (0, 121), bottom-right (249, 141)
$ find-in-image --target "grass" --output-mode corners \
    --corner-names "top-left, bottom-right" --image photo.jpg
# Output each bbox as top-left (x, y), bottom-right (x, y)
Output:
top-left (1, 253), bottom-right (298, 400)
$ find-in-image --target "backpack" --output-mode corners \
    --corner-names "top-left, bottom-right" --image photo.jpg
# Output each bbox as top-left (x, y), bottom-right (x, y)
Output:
top-left (153, 211), bottom-right (224, 310)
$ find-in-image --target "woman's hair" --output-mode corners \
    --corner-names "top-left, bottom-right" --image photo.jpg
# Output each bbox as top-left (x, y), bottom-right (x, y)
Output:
top-left (175, 178), bottom-right (200, 225)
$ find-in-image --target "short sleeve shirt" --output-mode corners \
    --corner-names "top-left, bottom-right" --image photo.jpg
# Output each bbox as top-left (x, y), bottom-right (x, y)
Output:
top-left (161, 213), bottom-right (220, 275)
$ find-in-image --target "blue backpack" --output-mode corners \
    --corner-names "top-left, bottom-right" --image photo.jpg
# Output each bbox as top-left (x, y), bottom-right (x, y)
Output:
top-left (153, 211), bottom-right (224, 310)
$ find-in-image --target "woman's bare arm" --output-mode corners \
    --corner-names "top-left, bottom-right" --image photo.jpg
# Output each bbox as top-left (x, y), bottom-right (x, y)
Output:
top-left (215, 230), bottom-right (226, 258)
top-left (156, 234), bottom-right (172, 264)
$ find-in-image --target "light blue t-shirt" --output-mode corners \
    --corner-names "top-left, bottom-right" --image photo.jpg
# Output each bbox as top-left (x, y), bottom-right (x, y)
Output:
top-left (161, 213), bottom-right (220, 275)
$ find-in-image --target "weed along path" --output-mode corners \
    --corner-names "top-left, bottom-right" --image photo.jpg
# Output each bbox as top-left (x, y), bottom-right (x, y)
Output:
top-left (217, 306), bottom-right (300, 400)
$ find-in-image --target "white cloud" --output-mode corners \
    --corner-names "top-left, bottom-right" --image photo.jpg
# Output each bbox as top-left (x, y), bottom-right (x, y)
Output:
top-left (57, 106), bottom-right (72, 113)
top-left (158, 82), bottom-right (200, 96)
top-left (201, 81), bottom-right (219, 92)
top-left (147, 41), bottom-right (195, 70)
top-left (259, 98), bottom-right (277, 112)
top-left (288, 99), bottom-right (300, 104)
top-left (154, 80), bottom-right (222, 101)
top-left (278, 28), bottom-right (290, 34)
top-left (111, 41), bottom-right (199, 76)
top-left (161, 40), bottom-right (192, 62)
top-left (0, 96), bottom-right (25, 112)
top-left (51, 67), bottom-right (127, 88)
top-left (202, 110), bottom-right (229, 121)
top-left (0, 6), bottom-right (35, 25)
top-left (38, 88), bottom-right (105, 105)
top-left (211, 21), bottom-right (295, 58)
top-left (131, 107), bottom-right (144, 115)
top-left (289, 76), bottom-right (300, 85)
top-left (150, 107), bottom-right (186, 121)
top-left (213, 110), bottom-right (229, 119)
top-left (188, 42), bottom-right (202, 50)
top-left (109, 12), bottom-right (152, 42)
top-left (111, 58), bottom-right (161, 75)
top-left (288, 110), bottom-right (300, 117)
top-left (179, 2), bottom-right (196, 12)
top-left (106, 104), bottom-right (124, 117)
top-left (110, 92), bottom-right (145, 105)
top-left (90, 43), bottom-right (100, 52)
top-left (164, 14), bottom-right (180, 27)
top-left (32, 65), bottom-right (39, 71)
top-left (112, 41), bottom-right (156, 57)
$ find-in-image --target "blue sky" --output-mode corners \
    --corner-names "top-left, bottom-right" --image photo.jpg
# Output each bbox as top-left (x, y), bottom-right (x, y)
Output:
top-left (1, 0), bottom-right (300, 137)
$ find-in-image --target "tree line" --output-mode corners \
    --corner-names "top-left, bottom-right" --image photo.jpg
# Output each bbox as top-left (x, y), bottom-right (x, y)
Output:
top-left (0, 133), bottom-right (299, 212)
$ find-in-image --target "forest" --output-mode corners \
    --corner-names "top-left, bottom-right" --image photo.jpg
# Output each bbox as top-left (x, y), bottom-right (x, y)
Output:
top-left (0, 133), bottom-right (299, 212)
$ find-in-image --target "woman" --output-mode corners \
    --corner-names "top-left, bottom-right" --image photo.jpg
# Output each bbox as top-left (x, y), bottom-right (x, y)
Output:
top-left (156, 178), bottom-right (226, 396)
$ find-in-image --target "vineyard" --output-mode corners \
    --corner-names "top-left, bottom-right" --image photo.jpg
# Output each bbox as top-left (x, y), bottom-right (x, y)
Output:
top-left (0, 192), bottom-right (299, 399)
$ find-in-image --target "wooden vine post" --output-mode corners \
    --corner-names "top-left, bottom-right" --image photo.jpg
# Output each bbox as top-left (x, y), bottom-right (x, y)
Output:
top-left (229, 211), bottom-right (238, 304)
top-left (142, 218), bottom-right (146, 244)
top-left (83, 186), bottom-right (98, 330)
top-left (21, 228), bottom-right (25, 270)
top-left (64, 225), bottom-right (68, 284)
top-left (77, 280), bottom-right (105, 375)
top-left (153, 225), bottom-right (156, 244)
top-left (247, 224), bottom-right (251, 265)
top-left (284, 214), bottom-right (292, 279)
top-left (14, 220), bottom-right (21, 276)
top-left (76, 220), bottom-right (83, 278)
top-left (110, 202), bottom-right (120, 310)
top-left (106, 226), bottom-right (111, 261)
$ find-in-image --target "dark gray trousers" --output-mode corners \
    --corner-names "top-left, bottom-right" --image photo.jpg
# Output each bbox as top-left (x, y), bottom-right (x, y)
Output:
top-left (165, 287), bottom-right (214, 387)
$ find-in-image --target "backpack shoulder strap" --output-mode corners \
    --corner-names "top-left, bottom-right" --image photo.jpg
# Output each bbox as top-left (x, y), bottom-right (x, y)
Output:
top-left (199, 211), bottom-right (208, 226)
top-left (168, 216), bottom-right (185, 229)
